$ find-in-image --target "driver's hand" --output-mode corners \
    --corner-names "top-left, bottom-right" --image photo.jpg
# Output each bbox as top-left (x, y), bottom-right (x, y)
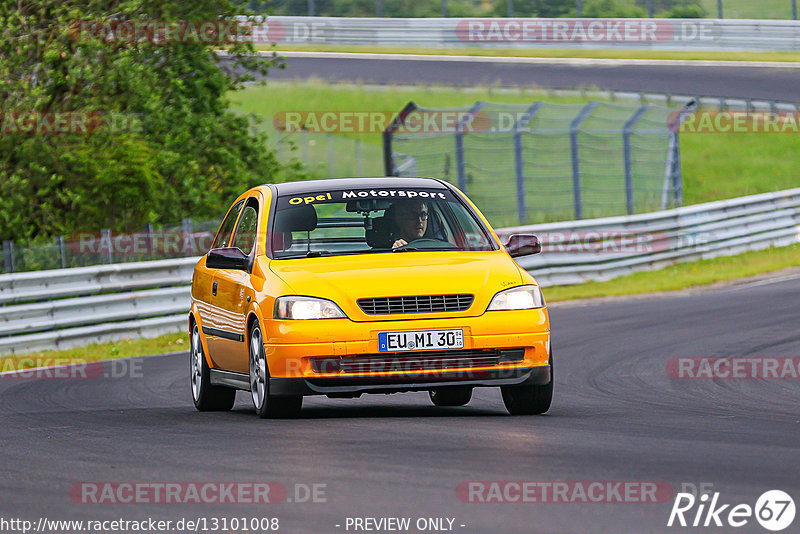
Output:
top-left (392, 239), bottom-right (408, 249)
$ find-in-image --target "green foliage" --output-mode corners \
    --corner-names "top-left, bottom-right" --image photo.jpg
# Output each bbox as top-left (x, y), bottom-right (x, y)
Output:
top-left (0, 0), bottom-right (291, 241)
top-left (661, 4), bottom-right (706, 17)
top-left (580, 0), bottom-right (648, 17)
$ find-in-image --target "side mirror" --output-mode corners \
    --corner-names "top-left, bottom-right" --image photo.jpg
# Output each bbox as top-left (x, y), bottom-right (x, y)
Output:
top-left (503, 234), bottom-right (541, 258)
top-left (206, 247), bottom-right (250, 270)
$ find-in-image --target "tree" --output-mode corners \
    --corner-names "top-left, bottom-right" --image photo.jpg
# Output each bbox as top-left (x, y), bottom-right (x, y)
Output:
top-left (0, 0), bottom-right (288, 240)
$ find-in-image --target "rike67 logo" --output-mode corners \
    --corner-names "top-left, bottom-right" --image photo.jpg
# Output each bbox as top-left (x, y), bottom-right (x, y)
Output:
top-left (668, 490), bottom-right (796, 531)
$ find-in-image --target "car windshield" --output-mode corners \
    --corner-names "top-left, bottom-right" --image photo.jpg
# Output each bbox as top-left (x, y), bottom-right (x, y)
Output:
top-left (271, 187), bottom-right (496, 259)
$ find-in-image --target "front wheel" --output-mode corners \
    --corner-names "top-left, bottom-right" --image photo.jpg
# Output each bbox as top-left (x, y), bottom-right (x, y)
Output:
top-left (249, 322), bottom-right (302, 418)
top-left (501, 352), bottom-right (553, 415)
top-left (190, 323), bottom-right (235, 412)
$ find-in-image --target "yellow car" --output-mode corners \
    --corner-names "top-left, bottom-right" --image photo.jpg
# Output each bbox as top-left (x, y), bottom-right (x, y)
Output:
top-left (189, 177), bottom-right (551, 417)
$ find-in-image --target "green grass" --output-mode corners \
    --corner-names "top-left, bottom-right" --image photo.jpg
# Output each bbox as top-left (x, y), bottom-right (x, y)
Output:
top-left (545, 243), bottom-right (800, 301)
top-left (0, 332), bottom-right (188, 372)
top-left (262, 44), bottom-right (800, 63)
top-left (699, 0), bottom-right (796, 19)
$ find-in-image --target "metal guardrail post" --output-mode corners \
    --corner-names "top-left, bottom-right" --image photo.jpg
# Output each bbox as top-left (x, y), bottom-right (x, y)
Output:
top-left (307, 0), bottom-right (315, 16)
top-left (301, 132), bottom-right (308, 165)
top-left (376, 0), bottom-right (383, 17)
top-left (356, 139), bottom-right (363, 176)
top-left (569, 102), bottom-right (598, 220)
top-left (647, 0), bottom-right (654, 17)
top-left (794, 0), bottom-right (798, 20)
top-left (717, 0), bottom-right (723, 18)
top-left (513, 103), bottom-right (543, 226)
top-left (507, 0), bottom-right (514, 17)
top-left (576, 0), bottom-right (582, 17)
top-left (3, 241), bottom-right (14, 273)
top-left (441, 0), bottom-right (447, 17)
top-left (623, 105), bottom-right (651, 216)
top-left (455, 101), bottom-right (487, 193)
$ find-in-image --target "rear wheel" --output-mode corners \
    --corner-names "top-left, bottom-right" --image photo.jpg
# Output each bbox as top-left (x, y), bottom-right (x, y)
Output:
top-left (249, 322), bottom-right (302, 418)
top-left (501, 352), bottom-right (553, 415)
top-left (429, 386), bottom-right (472, 407)
top-left (190, 323), bottom-right (235, 412)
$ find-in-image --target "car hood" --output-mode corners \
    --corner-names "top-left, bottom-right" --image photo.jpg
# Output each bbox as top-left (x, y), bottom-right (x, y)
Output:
top-left (269, 250), bottom-right (525, 322)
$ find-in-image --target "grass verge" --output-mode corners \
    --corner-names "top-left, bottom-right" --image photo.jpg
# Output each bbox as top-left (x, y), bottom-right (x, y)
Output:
top-left (3, 244), bottom-right (800, 368)
top-left (262, 44), bottom-right (800, 63)
top-left (0, 332), bottom-right (188, 372)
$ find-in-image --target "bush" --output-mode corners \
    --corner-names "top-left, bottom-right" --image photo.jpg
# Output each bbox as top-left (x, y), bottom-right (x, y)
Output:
top-left (0, 0), bottom-right (291, 241)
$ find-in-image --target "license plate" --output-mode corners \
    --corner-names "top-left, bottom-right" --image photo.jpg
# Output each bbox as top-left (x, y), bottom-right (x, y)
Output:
top-left (378, 329), bottom-right (464, 352)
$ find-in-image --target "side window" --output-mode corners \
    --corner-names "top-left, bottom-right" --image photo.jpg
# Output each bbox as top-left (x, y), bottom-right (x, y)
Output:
top-left (211, 200), bottom-right (244, 249)
top-left (233, 203), bottom-right (259, 255)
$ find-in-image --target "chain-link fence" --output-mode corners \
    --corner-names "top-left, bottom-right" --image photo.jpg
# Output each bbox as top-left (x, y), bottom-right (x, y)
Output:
top-left (385, 101), bottom-right (680, 227)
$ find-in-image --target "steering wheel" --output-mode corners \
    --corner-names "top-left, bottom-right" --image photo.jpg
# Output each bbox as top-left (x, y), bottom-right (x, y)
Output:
top-left (399, 238), bottom-right (456, 250)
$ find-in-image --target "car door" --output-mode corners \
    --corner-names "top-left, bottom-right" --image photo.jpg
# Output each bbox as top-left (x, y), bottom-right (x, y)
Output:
top-left (198, 199), bottom-right (243, 368)
top-left (209, 196), bottom-right (260, 373)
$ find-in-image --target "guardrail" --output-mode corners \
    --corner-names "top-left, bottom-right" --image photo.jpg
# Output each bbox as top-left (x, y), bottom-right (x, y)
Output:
top-left (1, 188), bottom-right (798, 354)
top-left (262, 16), bottom-right (800, 52)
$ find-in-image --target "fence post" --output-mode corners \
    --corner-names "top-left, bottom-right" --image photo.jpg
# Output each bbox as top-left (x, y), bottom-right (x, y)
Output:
top-left (144, 223), bottom-right (154, 256)
top-left (182, 218), bottom-right (193, 256)
top-left (507, 0), bottom-right (514, 17)
top-left (356, 139), bottom-right (363, 176)
top-left (3, 241), bottom-right (14, 273)
top-left (301, 131), bottom-right (308, 165)
top-left (307, 0), bottom-right (315, 16)
top-left (58, 236), bottom-right (66, 269)
top-left (441, 0), bottom-right (447, 17)
top-left (376, 0), bottom-right (384, 17)
top-left (327, 133), bottom-right (334, 177)
top-left (717, 0), bottom-right (723, 18)
top-left (576, 0), bottom-right (582, 17)
top-left (276, 134), bottom-right (283, 161)
top-left (455, 101), bottom-right (487, 193)
top-left (382, 101), bottom-right (419, 176)
top-left (513, 103), bottom-right (543, 226)
top-left (569, 102), bottom-right (598, 220)
top-left (101, 229), bottom-right (113, 264)
top-left (623, 105), bottom-right (650, 216)
top-left (794, 0), bottom-right (798, 20)
top-left (647, 0), bottom-right (654, 17)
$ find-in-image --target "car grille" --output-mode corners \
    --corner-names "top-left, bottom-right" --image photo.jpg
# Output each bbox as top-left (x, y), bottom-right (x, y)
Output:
top-left (357, 294), bottom-right (474, 315)
top-left (337, 349), bottom-right (502, 374)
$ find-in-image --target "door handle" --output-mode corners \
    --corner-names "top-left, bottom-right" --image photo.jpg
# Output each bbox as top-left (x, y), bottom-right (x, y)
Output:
top-left (212, 281), bottom-right (217, 296)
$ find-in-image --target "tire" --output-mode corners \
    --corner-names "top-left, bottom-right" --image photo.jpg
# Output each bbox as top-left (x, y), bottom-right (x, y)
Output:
top-left (249, 321), bottom-right (302, 419)
top-left (429, 386), bottom-right (472, 407)
top-left (501, 351), bottom-right (553, 415)
top-left (190, 323), bottom-right (236, 412)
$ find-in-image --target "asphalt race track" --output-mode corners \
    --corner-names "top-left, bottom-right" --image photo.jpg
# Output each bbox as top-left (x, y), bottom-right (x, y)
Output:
top-left (259, 52), bottom-right (800, 102)
top-left (2, 274), bottom-right (799, 533)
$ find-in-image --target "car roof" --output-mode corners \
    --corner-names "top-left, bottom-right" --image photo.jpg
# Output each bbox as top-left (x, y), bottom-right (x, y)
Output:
top-left (271, 177), bottom-right (449, 195)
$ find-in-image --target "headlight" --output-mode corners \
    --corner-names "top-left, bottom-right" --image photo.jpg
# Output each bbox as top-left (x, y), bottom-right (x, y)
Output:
top-left (274, 296), bottom-right (346, 320)
top-left (487, 285), bottom-right (545, 311)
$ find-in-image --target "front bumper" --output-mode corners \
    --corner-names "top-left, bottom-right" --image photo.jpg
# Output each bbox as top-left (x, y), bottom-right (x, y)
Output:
top-left (270, 364), bottom-right (551, 396)
top-left (263, 308), bottom-right (550, 382)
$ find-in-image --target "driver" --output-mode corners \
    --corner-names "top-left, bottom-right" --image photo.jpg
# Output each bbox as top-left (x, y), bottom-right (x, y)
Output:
top-left (390, 199), bottom-right (429, 249)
